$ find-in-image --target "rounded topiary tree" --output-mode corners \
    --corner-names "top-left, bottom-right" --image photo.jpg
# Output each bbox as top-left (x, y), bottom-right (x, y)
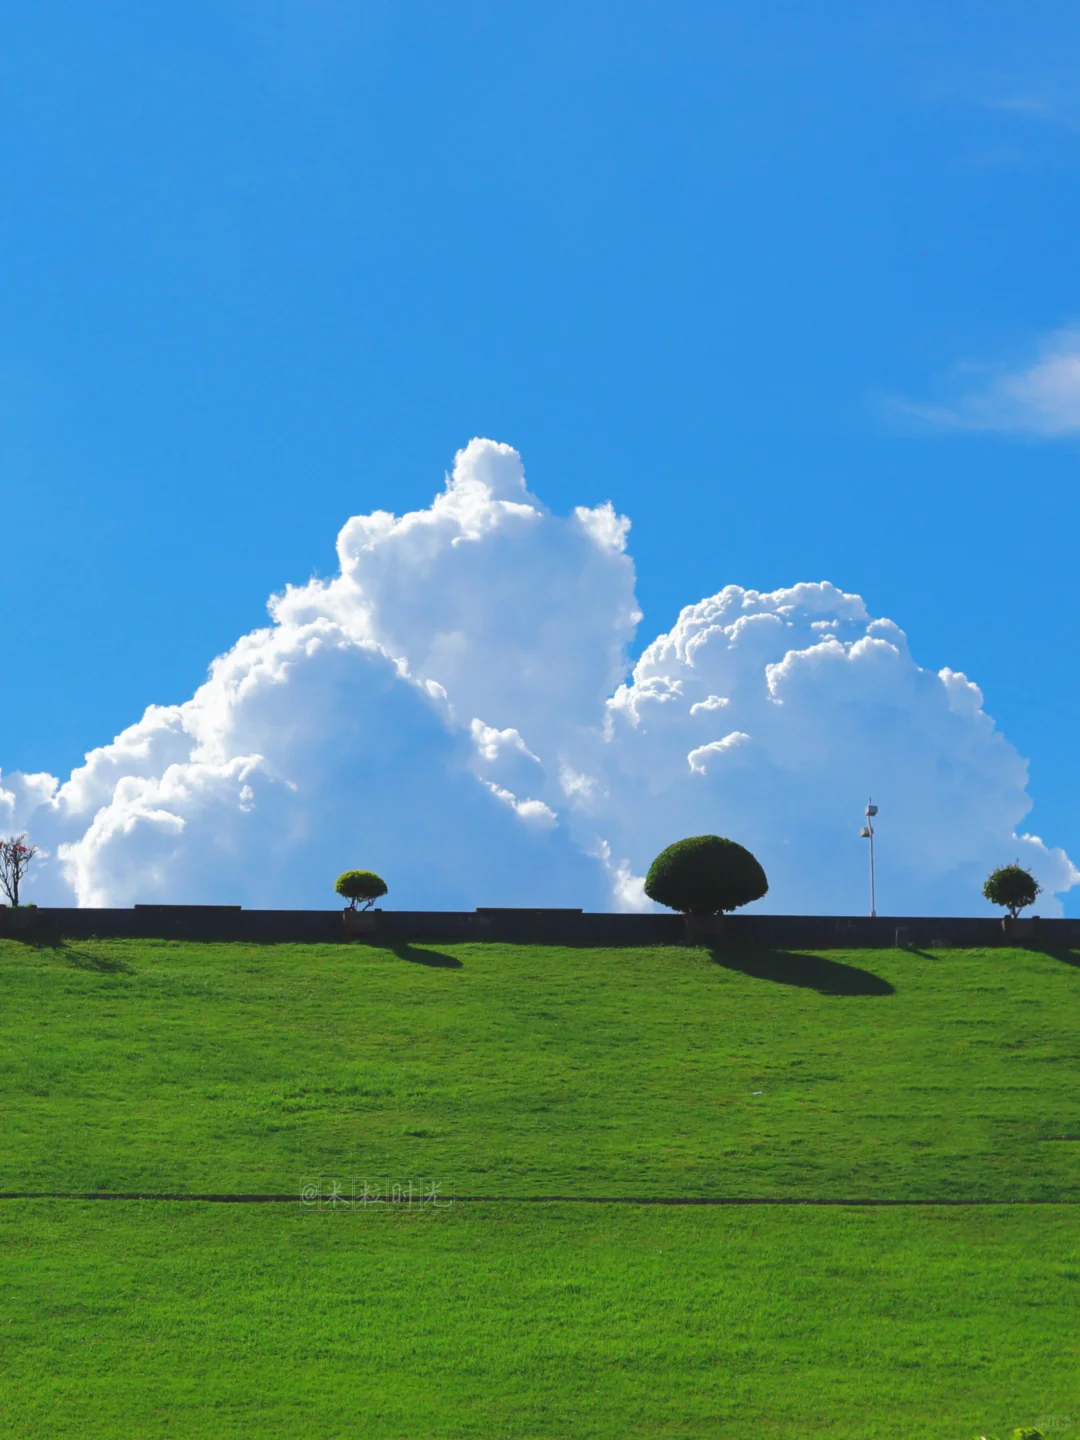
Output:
top-left (335, 870), bottom-right (388, 911)
top-left (983, 863), bottom-right (1040, 919)
top-left (644, 835), bottom-right (768, 915)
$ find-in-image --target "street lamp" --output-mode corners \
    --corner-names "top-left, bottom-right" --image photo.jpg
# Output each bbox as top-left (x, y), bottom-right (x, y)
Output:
top-left (859, 799), bottom-right (878, 917)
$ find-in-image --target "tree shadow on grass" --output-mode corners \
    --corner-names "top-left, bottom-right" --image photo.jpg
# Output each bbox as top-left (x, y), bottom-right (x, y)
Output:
top-left (391, 944), bottom-right (463, 969)
top-left (707, 948), bottom-right (894, 996)
top-left (54, 942), bottom-right (135, 975)
top-left (1031, 947), bottom-right (1080, 970)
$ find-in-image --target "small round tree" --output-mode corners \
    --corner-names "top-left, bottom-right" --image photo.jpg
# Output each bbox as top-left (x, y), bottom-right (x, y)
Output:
top-left (335, 870), bottom-right (388, 911)
top-left (983, 863), bottom-right (1040, 919)
top-left (644, 835), bottom-right (768, 915)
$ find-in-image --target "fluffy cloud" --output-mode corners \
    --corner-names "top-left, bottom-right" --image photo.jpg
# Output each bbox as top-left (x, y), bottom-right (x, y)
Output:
top-left (556, 585), bottom-right (1078, 914)
top-left (3, 439), bottom-right (1075, 915)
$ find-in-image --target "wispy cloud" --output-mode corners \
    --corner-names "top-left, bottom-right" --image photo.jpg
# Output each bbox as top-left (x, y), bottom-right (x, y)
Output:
top-left (984, 87), bottom-right (1080, 132)
top-left (898, 326), bottom-right (1080, 436)
top-left (925, 64), bottom-right (1080, 134)
top-left (952, 143), bottom-right (1026, 169)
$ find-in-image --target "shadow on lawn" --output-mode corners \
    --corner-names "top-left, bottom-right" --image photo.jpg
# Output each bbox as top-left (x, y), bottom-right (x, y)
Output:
top-left (55, 942), bottom-right (135, 975)
top-left (1031, 946), bottom-right (1080, 970)
top-left (708, 948), bottom-right (894, 996)
top-left (391, 944), bottom-right (463, 969)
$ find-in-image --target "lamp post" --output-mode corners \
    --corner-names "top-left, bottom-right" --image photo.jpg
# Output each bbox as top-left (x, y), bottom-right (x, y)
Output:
top-left (859, 799), bottom-right (878, 918)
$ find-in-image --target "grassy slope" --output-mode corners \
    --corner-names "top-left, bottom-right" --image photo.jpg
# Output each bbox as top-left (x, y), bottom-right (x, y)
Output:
top-left (1, 938), bottom-right (1078, 1438)
top-left (0, 938), bottom-right (1078, 1197)
top-left (1, 1201), bottom-right (1077, 1439)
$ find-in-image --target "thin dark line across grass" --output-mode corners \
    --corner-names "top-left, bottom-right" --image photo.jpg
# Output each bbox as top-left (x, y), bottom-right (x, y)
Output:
top-left (1, 1191), bottom-right (1077, 1205)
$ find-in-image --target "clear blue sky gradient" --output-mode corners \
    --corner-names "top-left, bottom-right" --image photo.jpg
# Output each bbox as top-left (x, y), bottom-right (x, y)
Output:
top-left (3, 2), bottom-right (1079, 908)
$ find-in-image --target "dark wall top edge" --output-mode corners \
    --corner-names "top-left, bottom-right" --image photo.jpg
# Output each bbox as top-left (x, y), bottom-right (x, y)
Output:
top-left (1, 908), bottom-right (1071, 921)
top-left (0, 907), bottom-right (1076, 949)
top-left (0, 904), bottom-right (1077, 915)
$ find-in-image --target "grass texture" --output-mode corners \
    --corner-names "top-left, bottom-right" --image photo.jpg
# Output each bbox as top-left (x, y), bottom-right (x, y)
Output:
top-left (0, 938), bottom-right (1078, 1198)
top-left (1, 937), bottom-right (1078, 1436)
top-left (0, 1200), bottom-right (1077, 1439)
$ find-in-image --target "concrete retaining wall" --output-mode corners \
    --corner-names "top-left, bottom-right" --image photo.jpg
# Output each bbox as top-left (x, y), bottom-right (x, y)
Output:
top-left (0, 905), bottom-right (1077, 948)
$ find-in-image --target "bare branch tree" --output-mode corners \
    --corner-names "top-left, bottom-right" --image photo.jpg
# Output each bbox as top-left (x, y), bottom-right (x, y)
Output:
top-left (0, 834), bottom-right (38, 907)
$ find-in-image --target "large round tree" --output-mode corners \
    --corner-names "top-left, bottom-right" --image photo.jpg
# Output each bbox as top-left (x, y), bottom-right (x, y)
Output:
top-left (644, 835), bottom-right (768, 915)
top-left (335, 870), bottom-right (388, 911)
top-left (983, 863), bottom-right (1040, 919)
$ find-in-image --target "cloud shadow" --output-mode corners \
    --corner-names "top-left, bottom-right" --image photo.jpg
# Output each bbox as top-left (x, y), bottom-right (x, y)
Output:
top-left (708, 948), bottom-right (894, 997)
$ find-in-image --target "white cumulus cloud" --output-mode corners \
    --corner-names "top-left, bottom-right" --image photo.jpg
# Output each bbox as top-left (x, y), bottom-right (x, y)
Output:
top-left (562, 584), bottom-right (1078, 914)
top-left (2, 439), bottom-right (1075, 916)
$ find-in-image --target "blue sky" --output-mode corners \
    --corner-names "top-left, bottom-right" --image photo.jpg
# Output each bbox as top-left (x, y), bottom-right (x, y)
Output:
top-left (4, 1), bottom-right (1080, 911)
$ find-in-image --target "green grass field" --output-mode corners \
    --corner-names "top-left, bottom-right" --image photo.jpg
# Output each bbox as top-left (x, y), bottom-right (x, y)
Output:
top-left (1, 937), bottom-right (1077, 1436)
